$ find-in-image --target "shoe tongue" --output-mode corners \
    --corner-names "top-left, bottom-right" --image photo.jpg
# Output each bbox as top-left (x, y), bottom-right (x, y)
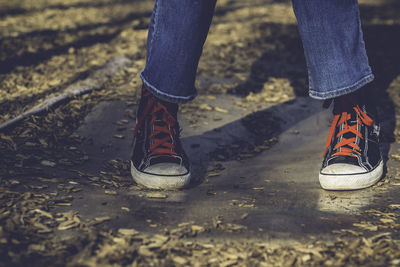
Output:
top-left (159, 99), bottom-right (178, 116)
top-left (149, 108), bottom-right (178, 157)
top-left (153, 100), bottom-right (178, 128)
top-left (334, 96), bottom-right (360, 154)
top-left (333, 95), bottom-right (354, 114)
top-left (328, 155), bottom-right (360, 166)
top-left (149, 155), bottom-right (182, 166)
top-left (152, 118), bottom-right (172, 142)
top-left (342, 110), bottom-right (358, 138)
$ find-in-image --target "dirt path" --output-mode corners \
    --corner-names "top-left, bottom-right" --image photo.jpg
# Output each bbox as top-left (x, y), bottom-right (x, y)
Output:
top-left (1, 0), bottom-right (400, 266)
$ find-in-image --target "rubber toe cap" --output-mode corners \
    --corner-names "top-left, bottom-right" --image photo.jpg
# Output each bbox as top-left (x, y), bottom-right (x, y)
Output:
top-left (144, 163), bottom-right (188, 176)
top-left (321, 163), bottom-right (366, 175)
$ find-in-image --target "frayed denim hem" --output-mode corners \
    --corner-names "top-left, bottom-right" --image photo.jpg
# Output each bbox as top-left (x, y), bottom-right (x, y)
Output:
top-left (140, 71), bottom-right (197, 104)
top-left (309, 73), bottom-right (374, 100)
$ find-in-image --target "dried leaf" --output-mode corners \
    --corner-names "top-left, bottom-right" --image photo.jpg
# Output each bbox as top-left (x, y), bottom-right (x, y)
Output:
top-left (93, 216), bottom-right (111, 225)
top-left (118, 228), bottom-right (139, 236)
top-left (199, 104), bottom-right (213, 111)
top-left (40, 160), bottom-right (56, 167)
top-left (105, 190), bottom-right (117, 195)
top-left (146, 192), bottom-right (168, 199)
top-left (215, 107), bottom-right (228, 113)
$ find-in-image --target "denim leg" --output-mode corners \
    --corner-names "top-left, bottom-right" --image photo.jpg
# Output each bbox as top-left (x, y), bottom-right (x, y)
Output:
top-left (292, 0), bottom-right (374, 100)
top-left (140, 0), bottom-right (216, 103)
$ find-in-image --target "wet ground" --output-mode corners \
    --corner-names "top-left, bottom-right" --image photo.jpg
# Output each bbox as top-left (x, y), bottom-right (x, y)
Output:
top-left (1, 0), bottom-right (400, 266)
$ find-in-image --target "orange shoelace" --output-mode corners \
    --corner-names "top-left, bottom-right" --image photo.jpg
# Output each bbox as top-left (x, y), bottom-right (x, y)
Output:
top-left (132, 91), bottom-right (178, 158)
top-left (324, 104), bottom-right (373, 158)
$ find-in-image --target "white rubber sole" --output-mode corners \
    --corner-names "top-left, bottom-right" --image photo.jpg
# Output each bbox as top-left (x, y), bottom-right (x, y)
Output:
top-left (130, 161), bottom-right (191, 190)
top-left (319, 161), bottom-right (383, 190)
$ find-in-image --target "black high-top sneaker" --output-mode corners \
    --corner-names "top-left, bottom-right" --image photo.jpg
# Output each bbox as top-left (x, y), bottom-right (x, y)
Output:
top-left (131, 87), bottom-right (191, 189)
top-left (319, 92), bottom-right (383, 190)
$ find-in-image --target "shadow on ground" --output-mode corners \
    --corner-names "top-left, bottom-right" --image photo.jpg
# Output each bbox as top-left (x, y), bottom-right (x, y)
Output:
top-left (1, 0), bottom-right (400, 265)
top-left (63, 0), bottom-right (400, 239)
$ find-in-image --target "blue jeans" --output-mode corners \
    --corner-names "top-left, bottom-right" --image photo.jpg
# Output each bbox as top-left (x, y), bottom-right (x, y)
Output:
top-left (140, 0), bottom-right (374, 103)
